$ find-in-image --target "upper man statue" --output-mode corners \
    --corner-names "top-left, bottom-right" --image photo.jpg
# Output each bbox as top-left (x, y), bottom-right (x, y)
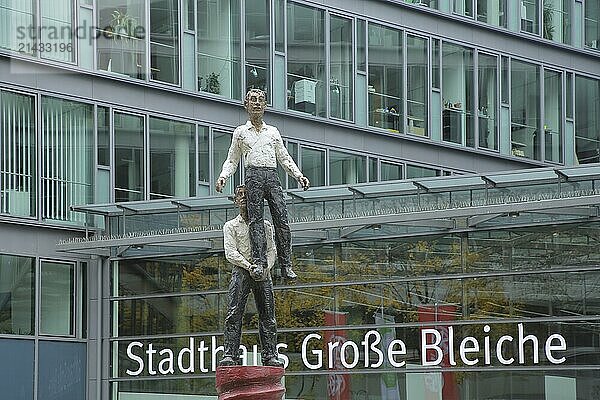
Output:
top-left (216, 88), bottom-right (310, 281)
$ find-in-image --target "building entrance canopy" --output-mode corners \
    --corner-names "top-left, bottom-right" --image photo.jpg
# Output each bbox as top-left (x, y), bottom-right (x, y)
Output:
top-left (58, 165), bottom-right (600, 259)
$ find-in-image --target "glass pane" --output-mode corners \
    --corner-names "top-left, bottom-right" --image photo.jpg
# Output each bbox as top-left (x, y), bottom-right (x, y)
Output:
top-left (369, 157), bottom-right (378, 182)
top-left (329, 151), bottom-right (366, 185)
top-left (42, 97), bottom-right (94, 224)
top-left (454, 0), bottom-right (473, 16)
top-left (274, 0), bottom-right (284, 52)
top-left (407, 35), bottom-right (428, 137)
top-left (381, 161), bottom-right (403, 181)
top-left (544, 70), bottom-right (562, 163)
top-left (477, 0), bottom-right (507, 27)
top-left (40, 261), bottom-right (74, 336)
top-left (432, 39), bottom-right (440, 89)
top-left (403, 0), bottom-right (439, 8)
top-left (300, 147), bottom-right (325, 187)
top-left (511, 60), bottom-right (540, 160)
top-left (585, 1), bottom-right (600, 50)
top-left (287, 3), bottom-right (326, 117)
top-left (543, 0), bottom-right (572, 44)
top-left (213, 131), bottom-right (240, 195)
top-left (442, 43), bottom-right (474, 146)
top-left (150, 117), bottom-right (195, 198)
top-left (97, 106), bottom-right (110, 166)
top-left (575, 76), bottom-right (600, 164)
top-left (198, 126), bottom-right (209, 183)
top-left (197, 0), bottom-right (241, 99)
top-left (501, 56), bottom-right (509, 104)
top-left (478, 53), bottom-right (498, 150)
top-left (0, 339), bottom-right (34, 398)
top-left (566, 72), bottom-right (573, 119)
top-left (0, 0), bottom-right (34, 53)
top-left (38, 341), bottom-right (86, 399)
top-left (97, 0), bottom-right (146, 79)
top-left (521, 0), bottom-right (540, 34)
top-left (150, 0), bottom-right (180, 84)
top-left (40, 0), bottom-right (74, 62)
top-left (357, 19), bottom-right (366, 72)
top-left (0, 91), bottom-right (36, 217)
top-left (245, 0), bottom-right (270, 97)
top-left (0, 255), bottom-right (35, 335)
top-left (406, 164), bottom-right (439, 178)
top-left (114, 112), bottom-right (144, 202)
top-left (330, 16), bottom-right (353, 121)
top-left (368, 23), bottom-right (403, 132)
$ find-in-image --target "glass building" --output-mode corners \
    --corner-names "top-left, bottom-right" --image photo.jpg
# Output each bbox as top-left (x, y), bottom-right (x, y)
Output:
top-left (0, 1), bottom-right (599, 399)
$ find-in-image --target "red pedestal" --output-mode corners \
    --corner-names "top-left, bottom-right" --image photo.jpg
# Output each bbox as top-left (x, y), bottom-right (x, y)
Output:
top-left (216, 366), bottom-right (285, 400)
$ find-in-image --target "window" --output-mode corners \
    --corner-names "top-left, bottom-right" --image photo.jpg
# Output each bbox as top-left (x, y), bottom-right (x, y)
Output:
top-left (150, 0), bottom-right (180, 84)
top-left (407, 35), bottom-right (428, 136)
top-left (477, 0), bottom-right (507, 27)
top-left (543, 0), bottom-right (572, 44)
top-left (329, 15), bottom-right (353, 121)
top-left (432, 39), bottom-right (440, 89)
top-left (0, 1), bottom-right (34, 53)
top-left (380, 161), bottom-right (403, 181)
top-left (0, 255), bottom-right (35, 335)
top-left (453, 0), bottom-right (474, 17)
top-left (544, 69), bottom-right (563, 163)
top-left (575, 76), bottom-right (600, 164)
top-left (198, 126), bottom-right (210, 195)
top-left (521, 0), bottom-right (540, 34)
top-left (98, 107), bottom-right (110, 167)
top-left (114, 112), bottom-right (145, 201)
top-left (197, 0), bottom-right (241, 98)
top-left (368, 23), bottom-right (403, 132)
top-left (301, 147), bottom-right (325, 187)
top-left (213, 131), bottom-right (240, 195)
top-left (245, 0), bottom-right (270, 97)
top-left (442, 43), bottom-right (474, 146)
top-left (150, 117), bottom-right (195, 199)
top-left (40, 0), bottom-right (74, 62)
top-left (585, 0), bottom-right (600, 50)
top-left (287, 3), bottom-right (326, 117)
top-left (0, 90), bottom-right (36, 217)
top-left (329, 151), bottom-right (366, 185)
top-left (41, 97), bottom-right (94, 224)
top-left (357, 20), bottom-right (366, 73)
top-left (274, 0), bottom-right (285, 52)
top-left (511, 60), bottom-right (540, 160)
top-left (403, 0), bottom-right (438, 8)
top-left (406, 164), bottom-right (439, 178)
top-left (40, 261), bottom-right (74, 336)
top-left (369, 157), bottom-right (378, 182)
top-left (97, 0), bottom-right (146, 79)
top-left (478, 53), bottom-right (498, 150)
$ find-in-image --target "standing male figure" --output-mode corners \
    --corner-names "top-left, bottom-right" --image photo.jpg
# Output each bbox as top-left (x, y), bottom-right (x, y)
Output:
top-left (220, 185), bottom-right (282, 367)
top-left (216, 88), bottom-right (310, 280)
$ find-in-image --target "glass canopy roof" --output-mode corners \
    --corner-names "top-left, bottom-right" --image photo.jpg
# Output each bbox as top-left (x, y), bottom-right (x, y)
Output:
top-left (59, 164), bottom-right (600, 258)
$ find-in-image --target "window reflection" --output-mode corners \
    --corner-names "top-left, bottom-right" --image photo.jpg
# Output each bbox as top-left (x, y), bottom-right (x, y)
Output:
top-left (245, 0), bottom-right (270, 97)
top-left (300, 147), bottom-right (325, 187)
top-left (511, 60), bottom-right (540, 160)
top-left (213, 131), bottom-right (240, 195)
top-left (287, 3), bottom-right (326, 117)
top-left (543, 0), bottom-right (572, 44)
top-left (478, 53), bottom-right (498, 150)
top-left (40, 261), bottom-right (74, 336)
top-left (368, 23), bottom-right (403, 132)
top-left (477, 0), bottom-right (507, 27)
top-left (521, 0), bottom-right (540, 34)
top-left (544, 69), bottom-right (562, 163)
top-left (329, 151), bottom-right (366, 185)
top-left (0, 1), bottom-right (34, 53)
top-left (442, 43), bottom-right (474, 146)
top-left (114, 112), bottom-right (145, 202)
top-left (0, 255), bottom-right (35, 335)
top-left (150, 0), bottom-right (180, 84)
top-left (406, 35), bottom-right (428, 136)
top-left (585, 1), bottom-right (600, 50)
top-left (329, 16), bottom-right (353, 121)
top-left (197, 0), bottom-right (241, 99)
top-left (575, 76), bottom-right (600, 164)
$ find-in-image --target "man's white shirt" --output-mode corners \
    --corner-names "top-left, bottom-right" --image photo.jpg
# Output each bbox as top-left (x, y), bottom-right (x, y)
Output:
top-left (218, 121), bottom-right (302, 181)
top-left (223, 215), bottom-right (276, 272)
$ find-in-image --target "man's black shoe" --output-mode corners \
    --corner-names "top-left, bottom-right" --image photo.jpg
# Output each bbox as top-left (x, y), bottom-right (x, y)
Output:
top-left (219, 356), bottom-right (237, 366)
top-left (281, 266), bottom-right (297, 281)
top-left (263, 356), bottom-right (284, 367)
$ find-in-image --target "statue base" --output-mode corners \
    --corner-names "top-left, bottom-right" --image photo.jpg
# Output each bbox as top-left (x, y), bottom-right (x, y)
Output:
top-left (215, 366), bottom-right (285, 400)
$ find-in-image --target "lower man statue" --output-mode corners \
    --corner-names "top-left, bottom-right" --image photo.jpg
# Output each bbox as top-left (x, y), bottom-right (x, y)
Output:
top-left (219, 185), bottom-right (283, 367)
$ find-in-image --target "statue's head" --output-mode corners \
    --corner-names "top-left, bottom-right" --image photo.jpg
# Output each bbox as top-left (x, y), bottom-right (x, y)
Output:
top-left (244, 88), bottom-right (267, 119)
top-left (234, 185), bottom-right (248, 216)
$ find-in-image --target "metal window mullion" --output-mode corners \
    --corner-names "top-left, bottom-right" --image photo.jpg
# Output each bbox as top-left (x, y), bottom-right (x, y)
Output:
top-left (33, 257), bottom-right (40, 400)
top-left (495, 54), bottom-right (501, 151)
top-left (60, 102), bottom-right (65, 221)
top-left (178, 0), bottom-right (184, 87)
top-left (474, 49), bottom-right (479, 149)
top-left (144, 114), bottom-right (149, 200)
top-left (0, 93), bottom-right (3, 213)
top-left (241, 0), bottom-right (246, 98)
top-left (539, 64), bottom-right (544, 162)
top-left (561, 71), bottom-right (566, 164)
top-left (325, 11), bottom-right (331, 119)
top-left (8, 95), bottom-right (14, 202)
top-left (145, 0), bottom-right (151, 82)
top-left (269, 0), bottom-right (275, 102)
top-left (426, 36), bottom-right (431, 138)
top-left (109, 108), bottom-right (115, 203)
top-left (208, 127), bottom-right (214, 195)
top-left (402, 30), bottom-right (407, 135)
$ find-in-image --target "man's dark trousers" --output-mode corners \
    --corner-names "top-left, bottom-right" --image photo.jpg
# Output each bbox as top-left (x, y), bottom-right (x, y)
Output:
top-left (222, 266), bottom-right (278, 362)
top-left (245, 166), bottom-right (292, 275)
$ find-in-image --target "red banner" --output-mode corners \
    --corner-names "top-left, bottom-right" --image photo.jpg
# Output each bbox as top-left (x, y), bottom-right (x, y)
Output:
top-left (418, 305), bottom-right (460, 400)
top-left (324, 311), bottom-right (350, 400)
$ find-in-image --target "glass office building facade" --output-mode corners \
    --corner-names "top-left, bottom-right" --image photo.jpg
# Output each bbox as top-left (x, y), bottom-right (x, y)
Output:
top-left (0, 0), bottom-right (599, 399)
